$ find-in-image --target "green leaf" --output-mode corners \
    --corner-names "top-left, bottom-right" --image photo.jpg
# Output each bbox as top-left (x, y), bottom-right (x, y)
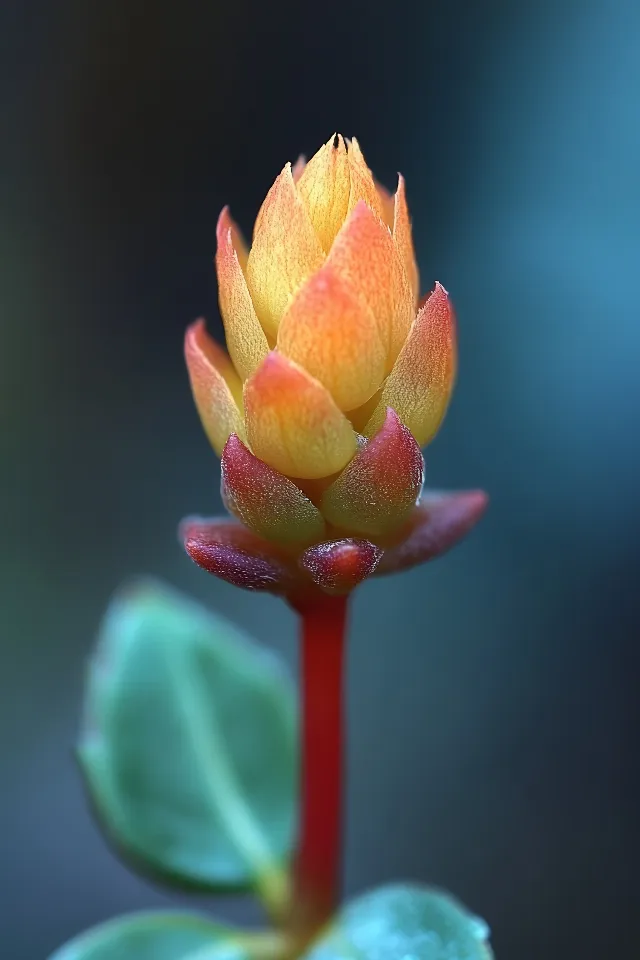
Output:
top-left (303, 884), bottom-right (494, 960)
top-left (79, 579), bottom-right (296, 910)
top-left (49, 911), bottom-right (265, 960)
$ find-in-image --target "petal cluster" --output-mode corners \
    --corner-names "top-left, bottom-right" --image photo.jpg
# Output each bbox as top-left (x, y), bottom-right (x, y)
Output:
top-left (184, 135), bottom-right (474, 593)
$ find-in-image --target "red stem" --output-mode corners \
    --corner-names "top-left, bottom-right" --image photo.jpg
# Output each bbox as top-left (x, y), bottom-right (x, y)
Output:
top-left (291, 595), bottom-right (348, 937)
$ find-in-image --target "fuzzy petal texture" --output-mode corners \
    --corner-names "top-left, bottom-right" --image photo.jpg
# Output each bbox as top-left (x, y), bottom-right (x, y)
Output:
top-left (297, 134), bottom-right (350, 253)
top-left (326, 201), bottom-right (413, 369)
top-left (215, 207), bottom-right (269, 380)
top-left (393, 174), bottom-right (419, 304)
top-left (375, 491), bottom-right (488, 575)
top-left (184, 320), bottom-right (245, 454)
top-left (277, 262), bottom-right (387, 412)
top-left (365, 282), bottom-right (456, 446)
top-left (181, 516), bottom-right (296, 592)
top-left (321, 408), bottom-right (424, 537)
top-left (347, 137), bottom-right (385, 221)
top-left (222, 434), bottom-right (325, 546)
top-left (300, 538), bottom-right (383, 595)
top-left (245, 164), bottom-right (325, 339)
top-left (244, 352), bottom-right (358, 479)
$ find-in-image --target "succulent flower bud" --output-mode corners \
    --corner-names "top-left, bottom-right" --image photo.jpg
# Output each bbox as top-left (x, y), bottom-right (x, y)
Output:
top-left (183, 136), bottom-right (483, 598)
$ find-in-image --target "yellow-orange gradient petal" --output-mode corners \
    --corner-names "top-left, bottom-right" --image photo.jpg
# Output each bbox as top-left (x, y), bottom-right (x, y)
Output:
top-left (364, 282), bottom-right (456, 447)
top-left (393, 175), bottom-right (419, 304)
top-left (216, 207), bottom-right (269, 381)
top-left (346, 137), bottom-right (384, 220)
top-left (326, 201), bottom-right (413, 369)
top-left (245, 163), bottom-right (325, 339)
top-left (297, 134), bottom-right (350, 253)
top-left (244, 352), bottom-right (357, 479)
top-left (277, 262), bottom-right (387, 412)
top-left (184, 320), bottom-right (246, 454)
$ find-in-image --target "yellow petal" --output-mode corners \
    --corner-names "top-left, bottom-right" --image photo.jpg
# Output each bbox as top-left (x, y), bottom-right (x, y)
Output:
top-left (277, 260), bottom-right (387, 411)
top-left (347, 137), bottom-right (384, 220)
top-left (364, 282), bottom-right (457, 446)
top-left (184, 320), bottom-right (245, 455)
top-left (325, 200), bottom-right (413, 369)
top-left (244, 352), bottom-right (357, 479)
top-left (216, 207), bottom-right (269, 380)
top-left (393, 174), bottom-right (420, 304)
top-left (297, 134), bottom-right (350, 253)
top-left (245, 164), bottom-right (325, 339)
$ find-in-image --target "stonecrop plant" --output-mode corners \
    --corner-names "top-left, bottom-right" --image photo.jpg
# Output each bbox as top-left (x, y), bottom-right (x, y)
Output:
top-left (51, 135), bottom-right (490, 960)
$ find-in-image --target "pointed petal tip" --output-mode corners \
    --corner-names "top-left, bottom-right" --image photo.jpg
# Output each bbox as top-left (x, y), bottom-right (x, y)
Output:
top-left (246, 163), bottom-right (325, 338)
top-left (221, 434), bottom-right (326, 546)
top-left (215, 204), bottom-right (231, 238)
top-left (375, 489), bottom-right (488, 576)
top-left (184, 319), bottom-right (245, 454)
top-left (215, 212), bottom-right (268, 379)
top-left (364, 279), bottom-right (456, 446)
top-left (321, 407), bottom-right (424, 537)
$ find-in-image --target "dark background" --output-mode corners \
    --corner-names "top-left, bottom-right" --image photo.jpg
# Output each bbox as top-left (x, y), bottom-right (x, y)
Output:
top-left (2, 0), bottom-right (640, 956)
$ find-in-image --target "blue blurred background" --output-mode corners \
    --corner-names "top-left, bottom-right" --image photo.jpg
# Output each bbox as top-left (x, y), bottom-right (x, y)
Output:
top-left (2, 0), bottom-right (639, 956)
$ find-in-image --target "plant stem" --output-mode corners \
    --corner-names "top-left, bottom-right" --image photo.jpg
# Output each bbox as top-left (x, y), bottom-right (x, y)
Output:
top-left (290, 594), bottom-right (349, 942)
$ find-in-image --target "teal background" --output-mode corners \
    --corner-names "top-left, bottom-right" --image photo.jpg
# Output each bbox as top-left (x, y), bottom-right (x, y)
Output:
top-left (1, 0), bottom-right (639, 956)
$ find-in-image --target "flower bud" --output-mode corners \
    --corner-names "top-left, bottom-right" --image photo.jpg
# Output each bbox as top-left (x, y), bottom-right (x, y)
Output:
top-left (183, 135), bottom-right (480, 597)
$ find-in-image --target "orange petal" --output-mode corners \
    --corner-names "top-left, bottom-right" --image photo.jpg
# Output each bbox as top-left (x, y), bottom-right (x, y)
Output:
top-left (321, 408), bottom-right (424, 536)
top-left (277, 262), bottom-right (387, 411)
top-left (326, 201), bottom-right (413, 369)
top-left (184, 320), bottom-right (245, 455)
top-left (347, 137), bottom-right (384, 220)
top-left (393, 174), bottom-right (419, 304)
top-left (222, 434), bottom-right (325, 546)
top-left (364, 282), bottom-right (456, 446)
top-left (375, 178), bottom-right (395, 228)
top-left (245, 164), bottom-right (325, 339)
top-left (244, 352), bottom-right (357, 479)
top-left (297, 134), bottom-right (350, 253)
top-left (216, 208), bottom-right (269, 380)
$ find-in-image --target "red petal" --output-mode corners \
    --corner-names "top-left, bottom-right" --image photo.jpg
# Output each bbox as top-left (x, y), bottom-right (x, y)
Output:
top-left (375, 491), bottom-right (488, 575)
top-left (299, 538), bottom-right (382, 595)
top-left (221, 435), bottom-right (325, 546)
top-left (321, 407), bottom-right (424, 537)
top-left (181, 516), bottom-right (296, 592)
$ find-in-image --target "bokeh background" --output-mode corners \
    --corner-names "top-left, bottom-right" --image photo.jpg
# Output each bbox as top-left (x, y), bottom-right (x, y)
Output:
top-left (2, 0), bottom-right (640, 956)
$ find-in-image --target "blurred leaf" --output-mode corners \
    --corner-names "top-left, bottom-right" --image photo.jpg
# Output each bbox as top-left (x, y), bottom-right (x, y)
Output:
top-left (79, 579), bottom-right (296, 906)
top-left (49, 911), bottom-right (266, 960)
top-left (302, 884), bottom-right (494, 960)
